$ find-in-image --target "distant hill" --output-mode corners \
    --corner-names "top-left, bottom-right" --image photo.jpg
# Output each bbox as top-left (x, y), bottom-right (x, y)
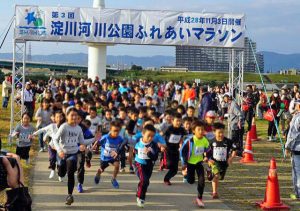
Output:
top-left (259, 51), bottom-right (300, 72)
top-left (0, 53), bottom-right (175, 68)
top-left (0, 51), bottom-right (299, 71)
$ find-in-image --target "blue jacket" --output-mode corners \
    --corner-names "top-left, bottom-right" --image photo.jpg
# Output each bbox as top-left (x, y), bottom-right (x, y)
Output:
top-left (180, 137), bottom-right (194, 166)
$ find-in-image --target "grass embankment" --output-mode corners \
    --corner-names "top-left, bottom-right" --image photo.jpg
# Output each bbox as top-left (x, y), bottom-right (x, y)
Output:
top-left (215, 119), bottom-right (300, 210)
top-left (110, 70), bottom-right (300, 84)
top-left (0, 86), bottom-right (38, 205)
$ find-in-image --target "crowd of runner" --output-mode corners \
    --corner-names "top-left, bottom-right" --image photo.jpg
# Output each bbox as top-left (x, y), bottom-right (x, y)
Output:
top-left (3, 74), bottom-right (300, 207)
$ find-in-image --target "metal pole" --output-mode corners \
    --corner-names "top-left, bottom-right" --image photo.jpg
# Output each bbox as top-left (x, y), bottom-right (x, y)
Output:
top-left (240, 51), bottom-right (244, 105)
top-left (21, 42), bottom-right (26, 115)
top-left (231, 49), bottom-right (235, 95)
top-left (228, 49), bottom-right (231, 93)
top-left (9, 39), bottom-right (16, 145)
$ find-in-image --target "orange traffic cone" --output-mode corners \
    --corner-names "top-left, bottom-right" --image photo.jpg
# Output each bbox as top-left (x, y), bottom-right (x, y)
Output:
top-left (256, 158), bottom-right (290, 210)
top-left (240, 132), bottom-right (257, 164)
top-left (250, 117), bottom-right (259, 141)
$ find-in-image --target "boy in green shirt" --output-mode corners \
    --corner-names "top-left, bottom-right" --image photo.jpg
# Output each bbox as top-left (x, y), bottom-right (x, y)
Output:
top-left (180, 120), bottom-right (209, 208)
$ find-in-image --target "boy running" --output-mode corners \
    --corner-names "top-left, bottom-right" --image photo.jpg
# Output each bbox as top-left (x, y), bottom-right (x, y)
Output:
top-left (135, 124), bottom-right (159, 208)
top-left (207, 123), bottom-right (237, 199)
top-left (164, 113), bottom-right (186, 185)
top-left (93, 121), bottom-right (125, 189)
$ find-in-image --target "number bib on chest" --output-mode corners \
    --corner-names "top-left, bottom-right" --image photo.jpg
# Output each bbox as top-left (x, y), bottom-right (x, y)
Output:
top-left (104, 144), bottom-right (116, 157)
top-left (213, 147), bottom-right (227, 161)
top-left (194, 146), bottom-right (204, 156)
top-left (138, 148), bottom-right (150, 160)
top-left (168, 134), bottom-right (181, 144)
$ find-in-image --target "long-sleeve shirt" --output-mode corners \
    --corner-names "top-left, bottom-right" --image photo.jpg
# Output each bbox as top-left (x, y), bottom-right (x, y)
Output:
top-left (85, 115), bottom-right (101, 136)
top-left (286, 112), bottom-right (300, 153)
top-left (182, 88), bottom-right (196, 104)
top-left (228, 100), bottom-right (244, 130)
top-left (2, 80), bottom-right (11, 97)
top-left (52, 123), bottom-right (94, 155)
top-left (33, 123), bottom-right (58, 148)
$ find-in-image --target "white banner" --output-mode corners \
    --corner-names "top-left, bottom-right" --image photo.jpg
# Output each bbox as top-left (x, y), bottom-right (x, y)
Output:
top-left (15, 5), bottom-right (245, 48)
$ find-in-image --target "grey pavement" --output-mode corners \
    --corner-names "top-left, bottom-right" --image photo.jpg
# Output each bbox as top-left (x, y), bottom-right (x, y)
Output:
top-left (31, 152), bottom-right (234, 211)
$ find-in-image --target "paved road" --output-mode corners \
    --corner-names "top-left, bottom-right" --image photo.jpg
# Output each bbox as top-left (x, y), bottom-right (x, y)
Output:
top-left (32, 152), bottom-right (234, 211)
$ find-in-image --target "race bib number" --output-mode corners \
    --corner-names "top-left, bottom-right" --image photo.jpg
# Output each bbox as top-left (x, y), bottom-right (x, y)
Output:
top-left (213, 147), bottom-right (227, 161)
top-left (168, 134), bottom-right (181, 144)
top-left (194, 146), bottom-right (204, 156)
top-left (104, 147), bottom-right (117, 157)
top-left (138, 148), bottom-right (150, 160)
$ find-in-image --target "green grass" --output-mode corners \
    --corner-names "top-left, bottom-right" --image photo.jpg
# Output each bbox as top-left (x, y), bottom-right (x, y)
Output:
top-left (0, 85), bottom-right (38, 205)
top-left (214, 119), bottom-right (300, 210)
top-left (110, 70), bottom-right (282, 84)
top-left (267, 74), bottom-right (300, 83)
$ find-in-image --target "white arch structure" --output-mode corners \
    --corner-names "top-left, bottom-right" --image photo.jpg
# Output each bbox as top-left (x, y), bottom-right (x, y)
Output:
top-left (8, 2), bottom-right (245, 139)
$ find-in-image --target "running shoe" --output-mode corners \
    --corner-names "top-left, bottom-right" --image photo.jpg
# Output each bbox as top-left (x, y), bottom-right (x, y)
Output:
top-left (58, 176), bottom-right (64, 182)
top-left (111, 178), bottom-right (119, 189)
top-left (49, 170), bottom-right (55, 179)
top-left (94, 174), bottom-right (101, 184)
top-left (77, 183), bottom-right (83, 193)
top-left (136, 198), bottom-right (145, 208)
top-left (196, 198), bottom-right (205, 208)
top-left (290, 194), bottom-right (300, 200)
top-left (65, 194), bottom-right (74, 205)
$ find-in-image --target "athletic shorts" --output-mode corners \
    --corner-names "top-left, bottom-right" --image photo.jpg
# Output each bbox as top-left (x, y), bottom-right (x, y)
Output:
top-left (100, 159), bottom-right (118, 170)
top-left (211, 162), bottom-right (227, 180)
top-left (16, 146), bottom-right (31, 160)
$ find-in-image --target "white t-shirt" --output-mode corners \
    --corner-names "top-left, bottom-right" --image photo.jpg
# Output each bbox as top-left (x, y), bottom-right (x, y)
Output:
top-left (86, 115), bottom-right (102, 136)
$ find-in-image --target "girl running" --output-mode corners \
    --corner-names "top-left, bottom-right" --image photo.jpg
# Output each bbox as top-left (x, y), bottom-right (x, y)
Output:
top-left (52, 107), bottom-right (95, 205)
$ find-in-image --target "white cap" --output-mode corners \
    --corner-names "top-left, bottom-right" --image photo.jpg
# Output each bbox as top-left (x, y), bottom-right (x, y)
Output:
top-left (206, 110), bottom-right (216, 118)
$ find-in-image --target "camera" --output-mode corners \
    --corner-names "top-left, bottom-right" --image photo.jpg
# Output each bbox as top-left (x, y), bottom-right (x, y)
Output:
top-left (0, 151), bottom-right (17, 191)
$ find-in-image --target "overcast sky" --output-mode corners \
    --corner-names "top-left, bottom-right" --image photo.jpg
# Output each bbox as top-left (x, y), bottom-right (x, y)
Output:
top-left (0, 0), bottom-right (299, 56)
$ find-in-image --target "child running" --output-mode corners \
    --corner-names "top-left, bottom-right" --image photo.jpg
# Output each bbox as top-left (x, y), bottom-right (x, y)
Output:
top-left (126, 108), bottom-right (139, 173)
top-left (33, 110), bottom-right (65, 179)
top-left (164, 113), bottom-right (186, 185)
top-left (52, 107), bottom-right (95, 205)
top-left (93, 121), bottom-right (125, 189)
top-left (11, 112), bottom-right (35, 165)
top-left (135, 124), bottom-right (159, 208)
top-left (180, 120), bottom-right (209, 208)
top-left (207, 122), bottom-right (237, 199)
